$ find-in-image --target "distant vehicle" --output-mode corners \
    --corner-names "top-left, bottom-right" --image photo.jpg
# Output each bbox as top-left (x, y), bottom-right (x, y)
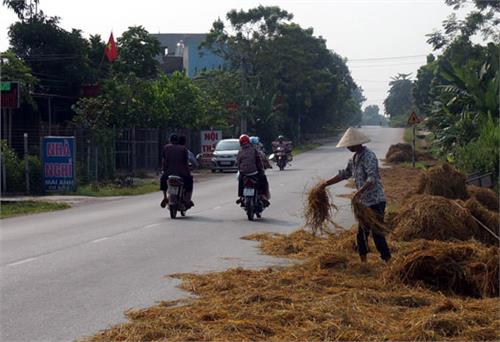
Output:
top-left (211, 138), bottom-right (240, 172)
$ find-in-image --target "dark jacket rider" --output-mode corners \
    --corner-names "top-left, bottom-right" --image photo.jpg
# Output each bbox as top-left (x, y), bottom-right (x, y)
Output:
top-left (160, 134), bottom-right (194, 208)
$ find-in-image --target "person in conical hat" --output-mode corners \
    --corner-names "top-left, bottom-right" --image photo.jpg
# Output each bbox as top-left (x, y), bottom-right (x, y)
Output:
top-left (322, 127), bottom-right (391, 263)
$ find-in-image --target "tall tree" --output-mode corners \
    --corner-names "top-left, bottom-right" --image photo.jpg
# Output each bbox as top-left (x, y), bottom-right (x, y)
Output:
top-left (202, 6), bottom-right (361, 142)
top-left (113, 26), bottom-right (161, 79)
top-left (383, 73), bottom-right (414, 118)
top-left (427, 0), bottom-right (500, 50)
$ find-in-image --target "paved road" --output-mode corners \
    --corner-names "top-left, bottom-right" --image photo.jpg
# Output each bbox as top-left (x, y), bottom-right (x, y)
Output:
top-left (0, 126), bottom-right (403, 342)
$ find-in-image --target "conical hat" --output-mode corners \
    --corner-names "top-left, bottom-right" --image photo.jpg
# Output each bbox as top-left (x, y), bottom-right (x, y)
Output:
top-left (336, 127), bottom-right (371, 148)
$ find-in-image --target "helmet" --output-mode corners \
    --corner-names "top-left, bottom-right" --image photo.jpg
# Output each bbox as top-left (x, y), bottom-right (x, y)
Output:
top-left (169, 133), bottom-right (179, 144)
top-left (239, 134), bottom-right (250, 145)
top-left (249, 136), bottom-right (260, 145)
top-left (277, 135), bottom-right (284, 142)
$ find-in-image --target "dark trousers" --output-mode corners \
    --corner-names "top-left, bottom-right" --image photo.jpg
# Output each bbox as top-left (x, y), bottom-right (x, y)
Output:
top-left (160, 174), bottom-right (193, 192)
top-left (357, 201), bottom-right (391, 261)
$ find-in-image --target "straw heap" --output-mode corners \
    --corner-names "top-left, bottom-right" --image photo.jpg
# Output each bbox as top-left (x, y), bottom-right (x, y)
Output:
top-left (417, 163), bottom-right (468, 199)
top-left (304, 181), bottom-right (337, 235)
top-left (467, 185), bottom-right (499, 212)
top-left (386, 239), bottom-right (499, 298)
top-left (385, 143), bottom-right (414, 163)
top-left (392, 194), bottom-right (480, 242)
top-left (82, 227), bottom-right (500, 342)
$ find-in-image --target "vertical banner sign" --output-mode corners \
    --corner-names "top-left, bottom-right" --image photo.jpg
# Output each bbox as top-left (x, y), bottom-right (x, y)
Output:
top-left (42, 136), bottom-right (76, 192)
top-left (199, 130), bottom-right (222, 166)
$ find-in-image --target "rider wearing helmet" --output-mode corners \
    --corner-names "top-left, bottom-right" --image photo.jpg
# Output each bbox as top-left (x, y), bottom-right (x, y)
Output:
top-left (272, 134), bottom-right (293, 161)
top-left (160, 133), bottom-right (194, 209)
top-left (236, 134), bottom-right (270, 206)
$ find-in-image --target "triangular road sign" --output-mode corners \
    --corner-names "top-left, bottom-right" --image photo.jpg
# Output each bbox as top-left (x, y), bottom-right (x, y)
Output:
top-left (407, 111), bottom-right (421, 125)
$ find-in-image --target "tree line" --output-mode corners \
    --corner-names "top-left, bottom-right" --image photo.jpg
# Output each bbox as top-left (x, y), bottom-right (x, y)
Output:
top-left (382, 0), bottom-right (499, 180)
top-left (2, 1), bottom-right (364, 148)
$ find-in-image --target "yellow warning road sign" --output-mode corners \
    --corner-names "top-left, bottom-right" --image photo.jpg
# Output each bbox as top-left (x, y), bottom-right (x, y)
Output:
top-left (407, 111), bottom-right (421, 125)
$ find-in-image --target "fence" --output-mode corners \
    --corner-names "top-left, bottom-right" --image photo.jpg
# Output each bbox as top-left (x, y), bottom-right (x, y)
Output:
top-left (0, 126), bottom-right (206, 194)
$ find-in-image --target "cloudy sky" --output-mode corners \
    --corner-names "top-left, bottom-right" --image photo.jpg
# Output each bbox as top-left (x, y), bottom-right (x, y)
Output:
top-left (0, 0), bottom-right (471, 113)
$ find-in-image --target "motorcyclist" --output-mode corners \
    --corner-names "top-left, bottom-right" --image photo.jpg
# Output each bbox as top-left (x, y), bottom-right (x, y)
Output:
top-left (250, 136), bottom-right (272, 200)
top-left (250, 136), bottom-right (272, 169)
top-left (236, 134), bottom-right (270, 207)
top-left (178, 135), bottom-right (199, 168)
top-left (160, 133), bottom-right (194, 209)
top-left (272, 135), bottom-right (293, 162)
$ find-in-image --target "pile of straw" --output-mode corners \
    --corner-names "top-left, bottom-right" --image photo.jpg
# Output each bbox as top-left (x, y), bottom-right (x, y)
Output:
top-left (386, 239), bottom-right (499, 298)
top-left (385, 143), bottom-right (414, 163)
top-left (417, 163), bottom-right (468, 199)
top-left (392, 194), bottom-right (479, 242)
top-left (82, 227), bottom-right (500, 342)
top-left (467, 185), bottom-right (499, 212)
top-left (464, 198), bottom-right (500, 246)
top-left (304, 181), bottom-right (337, 235)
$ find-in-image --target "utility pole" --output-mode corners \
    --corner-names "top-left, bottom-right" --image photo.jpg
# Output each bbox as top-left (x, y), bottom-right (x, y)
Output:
top-left (24, 133), bottom-right (30, 194)
top-left (240, 54), bottom-right (248, 134)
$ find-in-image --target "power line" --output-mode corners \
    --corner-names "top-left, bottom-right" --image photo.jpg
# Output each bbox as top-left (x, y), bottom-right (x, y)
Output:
top-left (347, 54), bottom-right (427, 62)
top-left (349, 61), bottom-right (423, 68)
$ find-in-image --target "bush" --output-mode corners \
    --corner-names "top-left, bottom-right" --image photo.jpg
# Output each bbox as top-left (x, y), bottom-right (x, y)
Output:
top-left (453, 116), bottom-right (499, 184)
top-left (1, 140), bottom-right (23, 193)
top-left (0, 140), bottom-right (43, 194)
top-left (27, 155), bottom-right (43, 194)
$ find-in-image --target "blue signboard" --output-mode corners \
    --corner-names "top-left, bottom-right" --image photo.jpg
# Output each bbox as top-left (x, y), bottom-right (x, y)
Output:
top-left (42, 136), bottom-right (76, 192)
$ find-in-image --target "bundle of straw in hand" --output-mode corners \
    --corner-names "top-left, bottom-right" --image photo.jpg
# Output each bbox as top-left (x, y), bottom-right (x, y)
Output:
top-left (351, 199), bottom-right (389, 235)
top-left (304, 181), bottom-right (338, 235)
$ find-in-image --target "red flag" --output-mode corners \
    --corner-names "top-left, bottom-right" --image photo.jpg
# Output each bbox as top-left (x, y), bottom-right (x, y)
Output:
top-left (104, 32), bottom-right (118, 62)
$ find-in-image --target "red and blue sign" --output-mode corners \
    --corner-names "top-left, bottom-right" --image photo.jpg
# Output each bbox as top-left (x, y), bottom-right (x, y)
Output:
top-left (42, 137), bottom-right (76, 192)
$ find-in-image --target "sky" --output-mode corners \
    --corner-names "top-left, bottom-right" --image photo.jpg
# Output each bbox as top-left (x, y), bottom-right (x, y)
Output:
top-left (0, 0), bottom-right (472, 114)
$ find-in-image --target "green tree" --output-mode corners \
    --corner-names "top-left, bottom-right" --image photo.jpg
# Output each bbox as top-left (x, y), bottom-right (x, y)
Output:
top-left (113, 26), bottom-right (161, 79)
top-left (0, 50), bottom-right (38, 107)
top-left (2, 0), bottom-right (40, 21)
top-left (427, 0), bottom-right (500, 50)
top-left (202, 6), bottom-right (361, 142)
top-left (8, 15), bottom-right (96, 96)
top-left (413, 54), bottom-right (438, 116)
top-left (384, 73), bottom-right (414, 118)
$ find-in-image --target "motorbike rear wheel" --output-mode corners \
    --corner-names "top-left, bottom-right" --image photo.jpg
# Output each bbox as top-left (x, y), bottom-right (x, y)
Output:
top-left (245, 196), bottom-right (254, 221)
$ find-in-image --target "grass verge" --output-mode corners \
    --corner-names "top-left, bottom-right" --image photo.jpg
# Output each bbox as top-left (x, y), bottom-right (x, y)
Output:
top-left (1, 201), bottom-right (70, 219)
top-left (75, 180), bottom-right (159, 197)
top-left (291, 143), bottom-right (321, 156)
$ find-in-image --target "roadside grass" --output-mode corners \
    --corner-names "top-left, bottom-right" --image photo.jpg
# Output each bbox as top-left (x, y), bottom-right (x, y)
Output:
top-left (400, 161), bottom-right (428, 170)
top-left (0, 201), bottom-right (70, 219)
top-left (291, 143), bottom-right (321, 156)
top-left (75, 180), bottom-right (159, 197)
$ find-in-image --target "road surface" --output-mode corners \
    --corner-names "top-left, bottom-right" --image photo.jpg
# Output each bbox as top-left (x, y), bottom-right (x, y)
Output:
top-left (0, 126), bottom-right (403, 341)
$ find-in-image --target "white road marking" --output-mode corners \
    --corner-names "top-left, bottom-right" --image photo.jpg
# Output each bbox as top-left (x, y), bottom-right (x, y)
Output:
top-left (8, 257), bottom-right (37, 267)
top-left (144, 223), bottom-right (160, 229)
top-left (213, 206), bottom-right (222, 210)
top-left (91, 237), bottom-right (109, 243)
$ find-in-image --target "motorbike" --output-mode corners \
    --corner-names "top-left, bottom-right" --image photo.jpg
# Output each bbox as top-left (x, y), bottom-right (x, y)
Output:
top-left (241, 172), bottom-right (265, 221)
top-left (275, 146), bottom-right (289, 171)
top-left (166, 175), bottom-right (189, 219)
